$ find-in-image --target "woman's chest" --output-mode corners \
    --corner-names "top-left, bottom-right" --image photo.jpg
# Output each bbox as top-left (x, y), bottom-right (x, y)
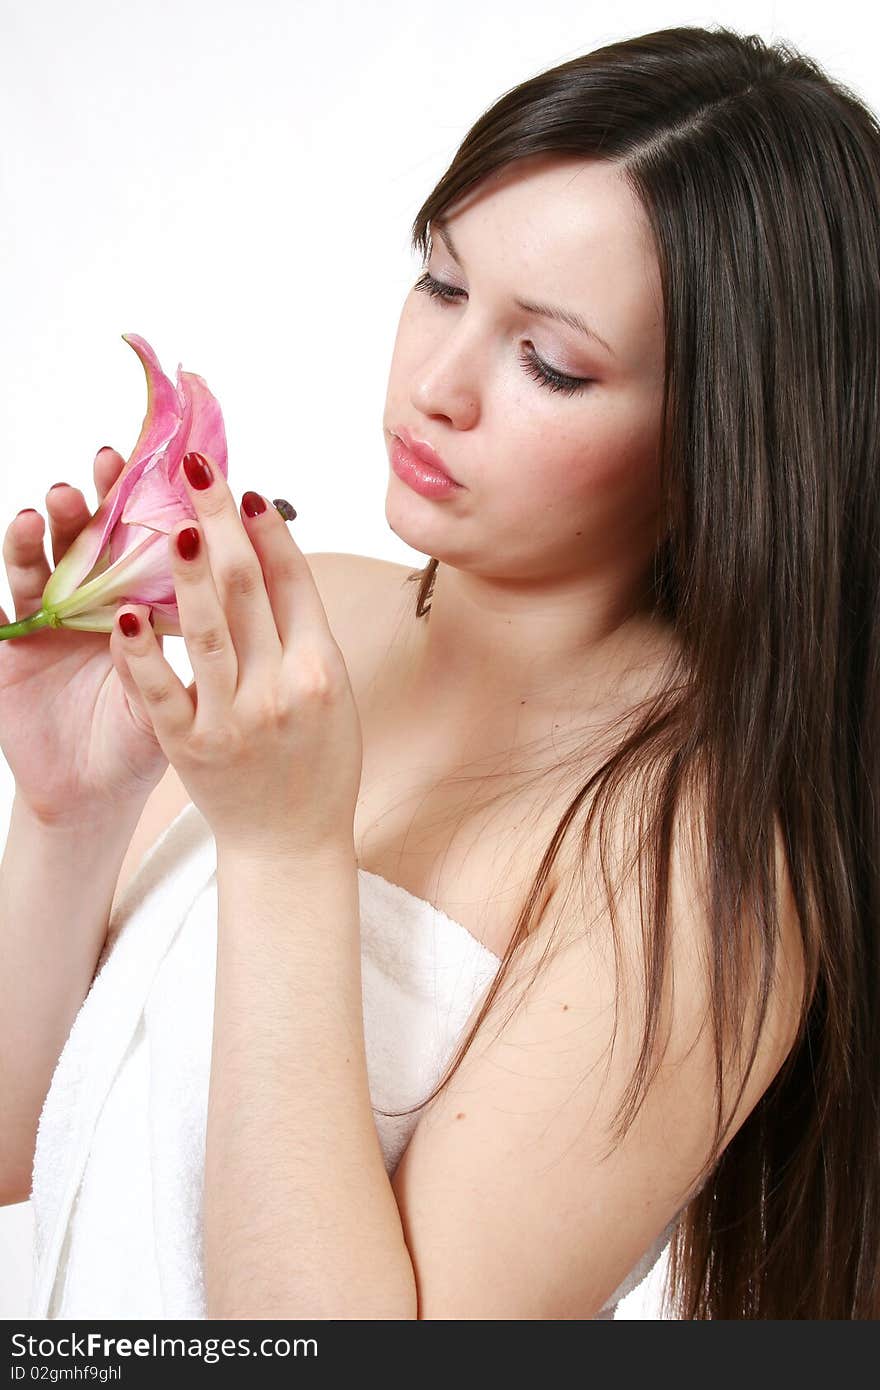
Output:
top-left (351, 715), bottom-right (562, 960)
top-left (342, 573), bottom-right (569, 959)
top-left (339, 559), bottom-right (674, 960)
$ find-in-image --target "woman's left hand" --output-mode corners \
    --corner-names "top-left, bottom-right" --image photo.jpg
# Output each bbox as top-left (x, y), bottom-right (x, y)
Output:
top-left (116, 450), bottom-right (363, 859)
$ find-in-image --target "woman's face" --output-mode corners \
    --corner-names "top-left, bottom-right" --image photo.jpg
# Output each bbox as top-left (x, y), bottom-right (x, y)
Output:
top-left (382, 155), bottom-right (668, 588)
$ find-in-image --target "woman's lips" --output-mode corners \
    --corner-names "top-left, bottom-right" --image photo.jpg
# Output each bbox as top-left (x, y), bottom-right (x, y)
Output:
top-left (390, 435), bottom-right (464, 499)
top-left (392, 426), bottom-right (460, 484)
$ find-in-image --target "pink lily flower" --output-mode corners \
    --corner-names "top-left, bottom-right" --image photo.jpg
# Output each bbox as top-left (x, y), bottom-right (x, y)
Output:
top-left (0, 333), bottom-right (227, 641)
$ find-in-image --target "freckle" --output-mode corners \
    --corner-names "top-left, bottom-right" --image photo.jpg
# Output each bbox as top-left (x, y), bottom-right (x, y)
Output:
top-left (562, 1003), bottom-right (569, 1010)
top-left (575, 531), bottom-right (582, 536)
top-left (455, 1112), bottom-right (466, 1120)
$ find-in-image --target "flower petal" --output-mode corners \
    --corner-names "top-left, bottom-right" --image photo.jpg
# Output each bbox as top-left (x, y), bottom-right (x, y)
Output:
top-left (42, 334), bottom-right (183, 608)
top-left (178, 368), bottom-right (228, 474)
top-left (47, 531), bottom-right (180, 622)
top-left (120, 364), bottom-right (228, 532)
top-left (60, 601), bottom-right (181, 637)
top-left (120, 333), bottom-right (185, 466)
top-left (40, 334), bottom-right (225, 632)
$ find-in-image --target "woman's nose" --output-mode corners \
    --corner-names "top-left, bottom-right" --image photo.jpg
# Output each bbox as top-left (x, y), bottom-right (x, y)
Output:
top-left (410, 330), bottom-right (482, 426)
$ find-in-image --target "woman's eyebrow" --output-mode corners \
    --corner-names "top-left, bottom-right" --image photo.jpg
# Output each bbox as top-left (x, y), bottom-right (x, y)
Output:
top-left (431, 217), bottom-right (616, 358)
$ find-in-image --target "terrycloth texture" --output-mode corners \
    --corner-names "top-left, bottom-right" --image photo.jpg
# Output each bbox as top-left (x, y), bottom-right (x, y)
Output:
top-left (30, 801), bottom-right (678, 1319)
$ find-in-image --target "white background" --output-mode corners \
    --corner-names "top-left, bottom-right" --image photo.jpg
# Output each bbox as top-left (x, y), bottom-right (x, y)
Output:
top-left (1, 0), bottom-right (877, 1320)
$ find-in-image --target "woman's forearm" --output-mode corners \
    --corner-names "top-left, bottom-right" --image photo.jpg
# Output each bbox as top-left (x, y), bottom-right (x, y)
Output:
top-left (204, 838), bottom-right (417, 1319)
top-left (0, 793), bottom-right (145, 1204)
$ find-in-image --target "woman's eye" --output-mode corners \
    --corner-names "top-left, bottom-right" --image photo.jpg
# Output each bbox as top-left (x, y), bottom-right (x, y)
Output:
top-left (413, 269), bottom-right (466, 304)
top-left (412, 270), bottom-right (592, 398)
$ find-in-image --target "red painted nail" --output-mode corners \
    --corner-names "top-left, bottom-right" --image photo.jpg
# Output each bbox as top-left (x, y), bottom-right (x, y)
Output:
top-left (177, 526), bottom-right (200, 561)
top-left (16, 508), bottom-right (38, 517)
top-left (49, 483), bottom-right (68, 492)
top-left (119, 612), bottom-right (140, 638)
top-left (183, 452), bottom-right (213, 489)
top-left (242, 491), bottom-right (267, 518)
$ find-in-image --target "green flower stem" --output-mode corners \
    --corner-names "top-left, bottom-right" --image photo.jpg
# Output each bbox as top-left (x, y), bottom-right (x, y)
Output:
top-left (0, 608), bottom-right (59, 641)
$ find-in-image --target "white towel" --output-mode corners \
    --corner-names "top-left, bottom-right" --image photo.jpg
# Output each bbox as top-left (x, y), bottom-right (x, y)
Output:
top-left (29, 801), bottom-right (677, 1319)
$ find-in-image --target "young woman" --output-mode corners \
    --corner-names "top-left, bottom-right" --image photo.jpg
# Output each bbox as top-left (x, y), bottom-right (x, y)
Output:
top-left (1, 23), bottom-right (877, 1319)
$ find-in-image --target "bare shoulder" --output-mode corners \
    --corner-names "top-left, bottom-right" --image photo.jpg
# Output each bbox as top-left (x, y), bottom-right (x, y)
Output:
top-left (111, 553), bottom-right (413, 914)
top-left (671, 785), bottom-right (808, 1099)
top-left (306, 551), bottom-right (414, 658)
top-left (545, 773), bottom-right (807, 1134)
top-left (659, 783), bottom-right (808, 1116)
top-left (674, 792), bottom-right (808, 1122)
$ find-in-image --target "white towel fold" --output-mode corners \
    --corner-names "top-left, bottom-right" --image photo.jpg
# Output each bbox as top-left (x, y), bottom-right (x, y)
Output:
top-left (29, 801), bottom-right (677, 1319)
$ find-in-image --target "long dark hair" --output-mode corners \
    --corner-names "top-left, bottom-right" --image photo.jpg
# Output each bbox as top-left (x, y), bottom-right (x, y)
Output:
top-left (376, 24), bottom-right (880, 1318)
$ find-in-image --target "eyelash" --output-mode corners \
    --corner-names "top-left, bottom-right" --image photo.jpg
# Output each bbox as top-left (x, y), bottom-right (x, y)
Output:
top-left (412, 270), bottom-right (592, 397)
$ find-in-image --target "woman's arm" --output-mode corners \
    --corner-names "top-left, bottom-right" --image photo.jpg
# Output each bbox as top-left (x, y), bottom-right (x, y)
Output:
top-left (0, 793), bottom-right (145, 1204)
top-left (202, 797), bottom-right (804, 1320)
top-left (203, 839), bottom-right (417, 1320)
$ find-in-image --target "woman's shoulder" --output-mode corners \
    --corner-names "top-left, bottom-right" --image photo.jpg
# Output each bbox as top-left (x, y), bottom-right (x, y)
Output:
top-left (306, 551), bottom-right (413, 645)
top-left (543, 768), bottom-right (807, 1121)
top-left (305, 549), bottom-right (410, 595)
top-left (305, 551), bottom-right (416, 693)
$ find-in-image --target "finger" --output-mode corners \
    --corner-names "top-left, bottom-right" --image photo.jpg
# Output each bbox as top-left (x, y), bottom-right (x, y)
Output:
top-left (168, 517), bottom-right (239, 726)
top-left (44, 446), bottom-right (126, 568)
top-left (177, 450), bottom-right (282, 680)
top-left (3, 507), bottom-right (52, 620)
top-left (3, 490), bottom-right (88, 622)
top-left (44, 444), bottom-right (125, 564)
top-left (93, 445), bottom-right (127, 505)
top-left (113, 603), bottom-right (195, 745)
top-left (238, 488), bottom-right (329, 652)
top-left (44, 483), bottom-right (93, 568)
top-left (108, 605), bottom-right (167, 736)
top-left (3, 447), bottom-right (127, 622)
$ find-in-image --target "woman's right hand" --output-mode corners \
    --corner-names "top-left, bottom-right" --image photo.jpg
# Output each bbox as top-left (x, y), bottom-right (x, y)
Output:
top-left (0, 447), bottom-right (171, 828)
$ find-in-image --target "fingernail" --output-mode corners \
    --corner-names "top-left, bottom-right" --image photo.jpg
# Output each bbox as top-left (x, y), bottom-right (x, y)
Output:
top-left (177, 526), bottom-right (200, 561)
top-left (16, 508), bottom-right (38, 517)
top-left (49, 483), bottom-right (68, 492)
top-left (273, 498), bottom-right (297, 521)
top-left (242, 491), bottom-right (267, 518)
top-left (183, 452), bottom-right (213, 490)
top-left (119, 612), bottom-right (140, 638)
top-left (96, 445), bottom-right (115, 457)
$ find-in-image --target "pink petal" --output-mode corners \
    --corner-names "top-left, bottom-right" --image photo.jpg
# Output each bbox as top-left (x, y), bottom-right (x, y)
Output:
top-left (60, 602), bottom-right (181, 637)
top-left (120, 334), bottom-right (183, 466)
top-left (121, 364), bottom-right (228, 533)
top-left (42, 335), bottom-right (184, 608)
top-left (42, 336), bottom-right (227, 627)
top-left (47, 530), bottom-right (181, 623)
top-left (178, 369), bottom-right (228, 475)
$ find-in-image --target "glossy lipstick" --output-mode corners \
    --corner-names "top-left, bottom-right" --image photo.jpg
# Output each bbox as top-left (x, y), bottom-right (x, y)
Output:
top-left (390, 429), bottom-right (463, 498)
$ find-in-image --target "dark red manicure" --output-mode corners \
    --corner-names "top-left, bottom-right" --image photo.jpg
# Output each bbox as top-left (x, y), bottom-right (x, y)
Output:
top-left (183, 452), bottom-right (213, 489)
top-left (119, 612), bottom-right (140, 638)
top-left (242, 491), bottom-right (267, 517)
top-left (177, 527), bottom-right (200, 561)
